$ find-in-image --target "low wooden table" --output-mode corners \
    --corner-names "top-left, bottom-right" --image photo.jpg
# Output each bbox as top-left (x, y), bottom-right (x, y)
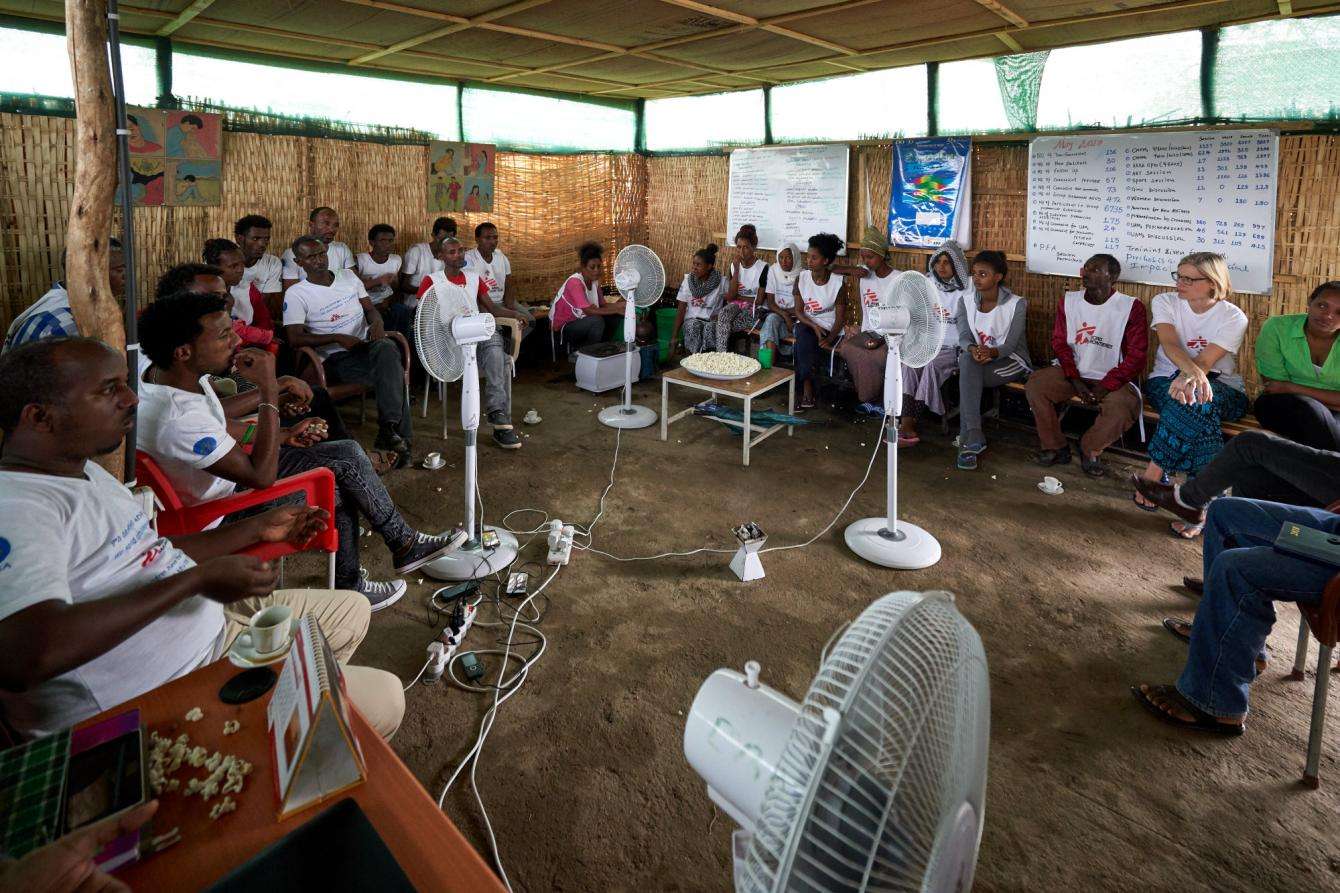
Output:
top-left (660, 365), bottom-right (796, 466)
top-left (87, 660), bottom-right (503, 892)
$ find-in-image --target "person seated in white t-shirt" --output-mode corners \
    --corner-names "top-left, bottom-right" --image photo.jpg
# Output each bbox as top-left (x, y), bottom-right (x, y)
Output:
top-left (3, 239), bottom-right (126, 352)
top-left (399, 216), bottom-right (455, 306)
top-left (465, 221), bottom-right (530, 329)
top-left (281, 206), bottom-right (355, 290)
top-left (356, 223), bottom-right (409, 340)
top-left (139, 291), bottom-right (465, 608)
top-left (233, 213), bottom-right (283, 321)
top-left (668, 243), bottom-right (728, 357)
top-left (0, 338), bottom-right (405, 741)
top-left (283, 236), bottom-right (415, 464)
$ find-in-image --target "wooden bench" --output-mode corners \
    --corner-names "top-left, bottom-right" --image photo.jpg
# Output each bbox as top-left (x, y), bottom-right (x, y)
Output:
top-left (996, 379), bottom-right (1260, 439)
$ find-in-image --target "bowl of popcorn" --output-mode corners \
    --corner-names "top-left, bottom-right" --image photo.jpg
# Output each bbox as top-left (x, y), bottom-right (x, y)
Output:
top-left (680, 352), bottom-right (762, 381)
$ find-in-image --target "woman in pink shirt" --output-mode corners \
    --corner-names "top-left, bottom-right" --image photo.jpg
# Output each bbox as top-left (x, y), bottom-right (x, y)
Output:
top-left (552, 241), bottom-right (626, 352)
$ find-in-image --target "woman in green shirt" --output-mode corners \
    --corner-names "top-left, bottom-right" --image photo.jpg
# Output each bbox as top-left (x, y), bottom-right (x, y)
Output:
top-left (1254, 281), bottom-right (1340, 449)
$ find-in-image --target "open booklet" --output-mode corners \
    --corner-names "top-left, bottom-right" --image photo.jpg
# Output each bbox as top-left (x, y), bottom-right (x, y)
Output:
top-left (267, 616), bottom-right (366, 820)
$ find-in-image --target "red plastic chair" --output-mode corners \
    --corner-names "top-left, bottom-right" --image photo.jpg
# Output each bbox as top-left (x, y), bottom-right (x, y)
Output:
top-left (135, 451), bottom-right (339, 588)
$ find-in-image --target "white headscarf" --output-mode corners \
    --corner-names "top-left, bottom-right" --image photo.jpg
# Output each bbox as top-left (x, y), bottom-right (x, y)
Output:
top-left (771, 241), bottom-right (804, 297)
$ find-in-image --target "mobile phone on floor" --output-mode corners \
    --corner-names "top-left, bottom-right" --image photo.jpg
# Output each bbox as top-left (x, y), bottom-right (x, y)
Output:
top-left (506, 572), bottom-right (528, 596)
top-left (481, 530), bottom-right (500, 550)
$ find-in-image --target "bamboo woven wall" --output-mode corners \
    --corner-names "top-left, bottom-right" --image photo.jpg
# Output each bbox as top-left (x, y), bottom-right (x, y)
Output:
top-left (644, 136), bottom-right (1340, 395)
top-left (0, 112), bottom-right (637, 330)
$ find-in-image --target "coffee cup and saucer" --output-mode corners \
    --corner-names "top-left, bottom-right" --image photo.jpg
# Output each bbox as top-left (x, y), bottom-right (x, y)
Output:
top-left (1037, 475), bottom-right (1064, 496)
top-left (228, 605), bottom-right (297, 668)
top-left (422, 451), bottom-right (445, 471)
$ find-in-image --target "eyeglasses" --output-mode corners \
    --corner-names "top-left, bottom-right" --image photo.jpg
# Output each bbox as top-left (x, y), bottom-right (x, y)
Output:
top-left (1172, 273), bottom-right (1209, 285)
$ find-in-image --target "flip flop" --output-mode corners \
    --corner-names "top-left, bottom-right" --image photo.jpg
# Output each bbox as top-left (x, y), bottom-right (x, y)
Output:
top-left (1130, 685), bottom-right (1245, 736)
top-left (897, 433), bottom-right (920, 447)
top-left (363, 447), bottom-right (398, 476)
top-left (1170, 520), bottom-right (1204, 540)
top-left (1132, 490), bottom-right (1159, 512)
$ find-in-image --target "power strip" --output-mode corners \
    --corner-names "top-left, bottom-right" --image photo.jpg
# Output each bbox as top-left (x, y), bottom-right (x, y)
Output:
top-left (424, 602), bottom-right (477, 684)
top-left (546, 519), bottom-right (575, 566)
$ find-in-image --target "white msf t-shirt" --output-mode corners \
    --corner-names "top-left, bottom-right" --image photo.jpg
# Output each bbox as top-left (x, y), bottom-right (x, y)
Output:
top-left (282, 269), bottom-right (370, 360)
top-left (356, 252), bottom-right (403, 304)
top-left (402, 243), bottom-right (446, 310)
top-left (136, 373), bottom-right (238, 514)
top-left (731, 260), bottom-right (768, 308)
top-left (857, 269), bottom-right (899, 333)
top-left (767, 266), bottom-right (798, 310)
top-left (796, 270), bottom-right (843, 331)
top-left (464, 248), bottom-right (511, 307)
top-left (963, 294), bottom-right (1021, 349)
top-left (282, 241), bottom-right (355, 280)
top-left (241, 253), bottom-right (283, 295)
top-left (0, 462), bottom-right (224, 739)
top-left (1063, 290), bottom-right (1138, 381)
top-left (1149, 291), bottom-right (1249, 392)
top-left (676, 274), bottom-right (727, 322)
top-left (926, 276), bottom-right (968, 349)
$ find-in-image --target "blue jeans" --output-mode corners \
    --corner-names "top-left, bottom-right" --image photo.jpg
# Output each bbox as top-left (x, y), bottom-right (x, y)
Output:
top-left (1176, 498), bottom-right (1339, 718)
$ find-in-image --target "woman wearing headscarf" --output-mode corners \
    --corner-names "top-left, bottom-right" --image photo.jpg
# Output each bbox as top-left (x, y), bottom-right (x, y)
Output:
top-left (669, 243), bottom-right (728, 356)
top-left (759, 240), bottom-right (803, 356)
top-left (716, 224), bottom-right (769, 353)
top-left (835, 226), bottom-right (900, 415)
top-left (895, 239), bottom-right (969, 443)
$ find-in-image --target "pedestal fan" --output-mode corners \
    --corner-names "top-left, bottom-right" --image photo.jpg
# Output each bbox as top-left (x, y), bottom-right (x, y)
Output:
top-left (414, 270), bottom-right (519, 580)
top-left (684, 590), bottom-right (990, 892)
top-left (597, 244), bottom-right (665, 429)
top-left (844, 271), bottom-right (947, 570)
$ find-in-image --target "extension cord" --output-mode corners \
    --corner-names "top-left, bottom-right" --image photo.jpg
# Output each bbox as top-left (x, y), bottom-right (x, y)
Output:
top-left (546, 521), bottom-right (575, 566)
top-left (425, 602), bottom-right (477, 683)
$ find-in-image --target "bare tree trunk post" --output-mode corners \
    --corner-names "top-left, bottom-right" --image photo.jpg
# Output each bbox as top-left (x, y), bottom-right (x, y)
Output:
top-left (65, 0), bottom-right (125, 477)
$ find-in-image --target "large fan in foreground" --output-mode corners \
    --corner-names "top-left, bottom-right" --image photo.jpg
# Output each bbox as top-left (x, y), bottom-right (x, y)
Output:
top-left (415, 270), bottom-right (519, 580)
top-left (844, 271), bottom-right (947, 570)
top-left (684, 590), bottom-right (990, 892)
top-left (598, 244), bottom-right (665, 429)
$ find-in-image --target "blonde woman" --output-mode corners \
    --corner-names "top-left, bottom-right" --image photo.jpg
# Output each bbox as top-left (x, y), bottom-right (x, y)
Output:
top-left (1132, 252), bottom-right (1249, 532)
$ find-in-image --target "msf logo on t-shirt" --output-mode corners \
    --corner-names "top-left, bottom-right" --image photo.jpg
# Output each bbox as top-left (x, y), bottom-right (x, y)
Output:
top-left (141, 544), bottom-right (164, 568)
top-left (1187, 336), bottom-right (1209, 351)
top-left (863, 288), bottom-right (878, 308)
top-left (977, 331), bottom-right (998, 347)
top-left (1075, 322), bottom-right (1114, 350)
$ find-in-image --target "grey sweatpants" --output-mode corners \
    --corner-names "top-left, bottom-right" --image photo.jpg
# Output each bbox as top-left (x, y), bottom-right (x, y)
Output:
top-left (478, 330), bottom-right (512, 420)
top-left (957, 351), bottom-right (1028, 447)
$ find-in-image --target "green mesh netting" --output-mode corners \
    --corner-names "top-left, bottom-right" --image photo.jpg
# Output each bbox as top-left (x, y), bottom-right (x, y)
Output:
top-left (644, 90), bottom-right (765, 152)
top-left (0, 26), bottom-right (157, 105)
top-left (461, 87), bottom-right (635, 153)
top-left (994, 51), bottom-right (1050, 132)
top-left (1213, 15), bottom-right (1340, 121)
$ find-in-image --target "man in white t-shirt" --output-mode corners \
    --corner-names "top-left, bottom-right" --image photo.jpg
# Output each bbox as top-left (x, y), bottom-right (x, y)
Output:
top-left (0, 338), bottom-right (404, 740)
top-left (3, 239), bottom-right (126, 353)
top-left (283, 236), bottom-right (414, 463)
top-left (465, 221), bottom-right (531, 328)
top-left (399, 216), bottom-right (455, 310)
top-left (233, 214), bottom-right (283, 317)
top-left (357, 223), bottom-right (410, 340)
top-left (281, 206), bottom-right (355, 288)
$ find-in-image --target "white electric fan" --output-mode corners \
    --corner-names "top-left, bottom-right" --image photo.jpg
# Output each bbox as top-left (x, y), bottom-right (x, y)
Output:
top-left (414, 271), bottom-right (519, 580)
top-left (598, 244), bottom-right (665, 429)
top-left (845, 271), bottom-right (946, 570)
top-left (684, 590), bottom-right (990, 892)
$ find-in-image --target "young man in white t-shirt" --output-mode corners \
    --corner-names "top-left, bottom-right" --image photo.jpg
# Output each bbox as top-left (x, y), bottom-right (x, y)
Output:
top-left (357, 223), bottom-right (410, 340)
top-left (233, 213), bottom-right (283, 320)
top-left (281, 206), bottom-right (355, 288)
top-left (139, 291), bottom-right (464, 607)
top-left (283, 235), bottom-right (414, 464)
top-left (0, 338), bottom-right (404, 741)
top-left (399, 216), bottom-right (455, 309)
top-left (465, 221), bottom-right (530, 327)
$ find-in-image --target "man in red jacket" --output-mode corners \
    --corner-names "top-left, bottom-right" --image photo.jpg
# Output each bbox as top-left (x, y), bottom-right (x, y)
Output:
top-left (1025, 254), bottom-right (1148, 476)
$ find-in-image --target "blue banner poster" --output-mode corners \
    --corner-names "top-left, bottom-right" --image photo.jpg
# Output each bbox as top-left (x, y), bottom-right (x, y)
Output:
top-left (888, 138), bottom-right (973, 249)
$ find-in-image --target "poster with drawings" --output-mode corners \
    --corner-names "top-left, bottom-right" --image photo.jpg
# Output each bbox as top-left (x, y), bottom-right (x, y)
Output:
top-left (428, 140), bottom-right (496, 212)
top-left (1026, 129), bottom-right (1278, 293)
top-left (122, 106), bottom-right (223, 207)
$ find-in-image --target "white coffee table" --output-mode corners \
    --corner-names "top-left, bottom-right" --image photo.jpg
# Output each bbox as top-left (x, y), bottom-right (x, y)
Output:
top-left (660, 365), bottom-right (796, 466)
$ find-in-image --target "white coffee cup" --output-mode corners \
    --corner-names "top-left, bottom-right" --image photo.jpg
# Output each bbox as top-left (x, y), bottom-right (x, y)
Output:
top-left (423, 451), bottom-right (444, 470)
top-left (1040, 475), bottom-right (1063, 494)
top-left (240, 604), bottom-right (292, 656)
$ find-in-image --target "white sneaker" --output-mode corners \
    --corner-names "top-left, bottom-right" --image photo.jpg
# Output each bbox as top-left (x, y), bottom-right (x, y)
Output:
top-left (356, 568), bottom-right (407, 612)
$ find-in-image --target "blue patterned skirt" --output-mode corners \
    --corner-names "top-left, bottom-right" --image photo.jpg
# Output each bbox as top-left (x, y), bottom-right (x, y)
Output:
top-left (1146, 375), bottom-right (1248, 474)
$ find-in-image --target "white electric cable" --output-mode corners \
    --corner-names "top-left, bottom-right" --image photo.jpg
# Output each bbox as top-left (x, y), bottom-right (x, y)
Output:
top-left (403, 656), bottom-right (433, 692)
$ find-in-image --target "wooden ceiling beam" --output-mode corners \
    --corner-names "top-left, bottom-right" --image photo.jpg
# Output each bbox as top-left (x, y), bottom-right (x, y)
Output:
top-left (156, 0), bottom-right (220, 37)
top-left (971, 0), bottom-right (1030, 29)
top-left (336, 0), bottom-right (468, 26)
top-left (1277, 0), bottom-right (1292, 12)
top-left (655, 0), bottom-right (757, 26)
top-left (996, 31), bottom-right (1024, 52)
top-left (349, 0), bottom-right (557, 65)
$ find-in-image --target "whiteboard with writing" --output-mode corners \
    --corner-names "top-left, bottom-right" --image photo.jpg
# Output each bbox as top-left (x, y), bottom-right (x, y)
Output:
top-left (727, 144), bottom-right (849, 252)
top-left (1027, 129), bottom-right (1278, 294)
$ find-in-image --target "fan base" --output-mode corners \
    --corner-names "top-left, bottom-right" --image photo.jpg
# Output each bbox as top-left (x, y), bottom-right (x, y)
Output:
top-left (844, 517), bottom-right (942, 569)
top-left (598, 403), bottom-right (658, 429)
top-left (422, 527), bottom-right (520, 581)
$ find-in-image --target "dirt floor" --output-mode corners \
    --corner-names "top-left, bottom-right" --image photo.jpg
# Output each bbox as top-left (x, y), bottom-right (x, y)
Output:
top-left (281, 366), bottom-right (1340, 892)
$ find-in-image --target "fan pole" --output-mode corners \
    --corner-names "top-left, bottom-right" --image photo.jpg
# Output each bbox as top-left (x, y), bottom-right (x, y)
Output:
top-left (462, 343), bottom-right (480, 541)
top-left (886, 340), bottom-right (902, 536)
top-left (597, 291), bottom-right (658, 429)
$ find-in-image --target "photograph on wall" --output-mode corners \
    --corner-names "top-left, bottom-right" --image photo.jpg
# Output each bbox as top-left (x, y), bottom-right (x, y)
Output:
top-left (165, 110), bottom-right (222, 161)
top-left (428, 140), bottom-right (495, 212)
top-left (888, 137), bottom-right (972, 249)
top-left (167, 161), bottom-right (221, 206)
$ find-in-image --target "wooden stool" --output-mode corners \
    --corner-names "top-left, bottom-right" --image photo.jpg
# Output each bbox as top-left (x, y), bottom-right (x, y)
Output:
top-left (1292, 573), bottom-right (1340, 788)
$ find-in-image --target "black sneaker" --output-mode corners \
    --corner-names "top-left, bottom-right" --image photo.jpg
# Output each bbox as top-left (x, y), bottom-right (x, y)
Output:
top-left (392, 528), bottom-right (468, 575)
top-left (492, 427), bottom-right (522, 450)
top-left (487, 410), bottom-right (512, 429)
top-left (355, 569), bottom-right (407, 612)
top-left (1035, 447), bottom-right (1072, 467)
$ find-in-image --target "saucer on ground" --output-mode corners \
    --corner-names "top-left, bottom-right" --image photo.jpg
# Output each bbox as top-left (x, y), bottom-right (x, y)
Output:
top-left (1037, 482), bottom-right (1064, 495)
